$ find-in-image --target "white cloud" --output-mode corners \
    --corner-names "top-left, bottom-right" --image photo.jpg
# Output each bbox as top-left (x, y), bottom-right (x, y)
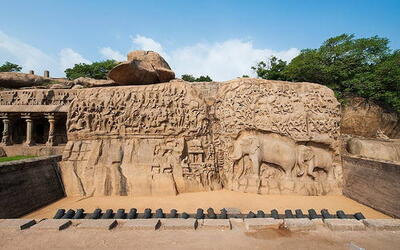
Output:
top-left (130, 35), bottom-right (300, 81)
top-left (131, 34), bottom-right (167, 58)
top-left (59, 48), bottom-right (91, 73)
top-left (0, 31), bottom-right (299, 80)
top-left (0, 30), bottom-right (57, 75)
top-left (0, 31), bottom-right (91, 77)
top-left (99, 47), bottom-right (125, 61)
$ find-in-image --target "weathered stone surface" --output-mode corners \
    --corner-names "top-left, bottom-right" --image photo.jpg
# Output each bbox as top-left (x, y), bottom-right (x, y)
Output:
top-left (342, 156), bottom-right (400, 218)
top-left (61, 78), bottom-right (342, 197)
top-left (199, 219), bottom-right (231, 230)
top-left (160, 219), bottom-right (197, 230)
top-left (32, 219), bottom-right (72, 231)
top-left (108, 50), bottom-right (175, 85)
top-left (324, 219), bottom-right (365, 231)
top-left (121, 219), bottom-right (160, 230)
top-left (346, 137), bottom-right (400, 162)
top-left (341, 97), bottom-right (400, 139)
top-left (0, 219), bottom-right (36, 230)
top-left (73, 77), bottom-right (116, 87)
top-left (283, 218), bottom-right (316, 232)
top-left (244, 218), bottom-right (283, 230)
top-left (0, 72), bottom-right (49, 88)
top-left (0, 156), bottom-right (64, 219)
top-left (0, 147), bottom-right (6, 157)
top-left (77, 220), bottom-right (118, 230)
top-left (363, 219), bottom-right (400, 231)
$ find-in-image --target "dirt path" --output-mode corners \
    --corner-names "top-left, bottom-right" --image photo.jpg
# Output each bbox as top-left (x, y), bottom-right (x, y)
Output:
top-left (24, 190), bottom-right (389, 219)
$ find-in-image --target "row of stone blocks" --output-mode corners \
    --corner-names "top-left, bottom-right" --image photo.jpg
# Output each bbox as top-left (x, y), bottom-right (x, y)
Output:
top-left (51, 208), bottom-right (367, 220)
top-left (1, 218), bottom-right (399, 232)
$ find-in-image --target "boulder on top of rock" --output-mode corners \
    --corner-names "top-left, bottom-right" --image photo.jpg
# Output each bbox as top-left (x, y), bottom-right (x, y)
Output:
top-left (108, 50), bottom-right (175, 85)
top-left (0, 72), bottom-right (50, 88)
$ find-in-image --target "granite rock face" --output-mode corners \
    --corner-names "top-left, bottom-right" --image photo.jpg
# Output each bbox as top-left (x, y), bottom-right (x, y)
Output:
top-left (108, 50), bottom-right (175, 84)
top-left (341, 97), bottom-right (400, 139)
top-left (61, 78), bottom-right (343, 197)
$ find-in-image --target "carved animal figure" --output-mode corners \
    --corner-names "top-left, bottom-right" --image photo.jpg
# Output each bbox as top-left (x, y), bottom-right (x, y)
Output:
top-left (230, 131), bottom-right (297, 177)
top-left (297, 145), bottom-right (334, 179)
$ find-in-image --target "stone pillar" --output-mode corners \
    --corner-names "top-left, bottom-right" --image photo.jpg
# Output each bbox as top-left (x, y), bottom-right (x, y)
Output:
top-left (1, 116), bottom-right (12, 146)
top-left (23, 114), bottom-right (34, 146)
top-left (44, 70), bottom-right (50, 78)
top-left (46, 113), bottom-right (56, 146)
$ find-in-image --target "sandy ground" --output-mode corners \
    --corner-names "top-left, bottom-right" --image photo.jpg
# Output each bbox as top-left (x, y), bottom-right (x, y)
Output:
top-left (0, 225), bottom-right (399, 250)
top-left (24, 190), bottom-right (389, 219)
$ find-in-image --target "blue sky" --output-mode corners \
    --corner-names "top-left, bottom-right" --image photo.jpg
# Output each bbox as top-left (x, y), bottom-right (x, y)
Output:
top-left (0, 0), bottom-right (399, 80)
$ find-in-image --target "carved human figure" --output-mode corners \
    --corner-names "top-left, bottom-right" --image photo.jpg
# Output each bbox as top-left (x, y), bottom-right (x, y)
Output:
top-left (296, 145), bottom-right (334, 179)
top-left (230, 131), bottom-right (297, 177)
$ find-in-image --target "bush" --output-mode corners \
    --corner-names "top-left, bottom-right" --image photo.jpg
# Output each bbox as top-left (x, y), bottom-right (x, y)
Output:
top-left (64, 60), bottom-right (119, 80)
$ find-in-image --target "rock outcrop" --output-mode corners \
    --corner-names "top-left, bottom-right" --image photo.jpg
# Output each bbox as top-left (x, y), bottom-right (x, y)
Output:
top-left (61, 78), bottom-right (342, 197)
top-left (73, 77), bottom-right (116, 87)
top-left (108, 50), bottom-right (175, 84)
top-left (341, 97), bottom-right (400, 139)
top-left (346, 137), bottom-right (400, 162)
top-left (0, 72), bottom-right (51, 88)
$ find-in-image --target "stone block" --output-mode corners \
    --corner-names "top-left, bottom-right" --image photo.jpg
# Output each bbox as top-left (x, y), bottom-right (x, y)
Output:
top-left (283, 218), bottom-right (316, 232)
top-left (198, 219), bottom-right (231, 230)
top-left (77, 219), bottom-right (118, 230)
top-left (32, 219), bottom-right (72, 231)
top-left (311, 218), bottom-right (325, 226)
top-left (244, 218), bottom-right (283, 231)
top-left (122, 219), bottom-right (160, 230)
top-left (363, 219), bottom-right (400, 231)
top-left (224, 208), bottom-right (241, 215)
top-left (0, 219), bottom-right (36, 230)
top-left (324, 219), bottom-right (365, 231)
top-left (160, 219), bottom-right (197, 230)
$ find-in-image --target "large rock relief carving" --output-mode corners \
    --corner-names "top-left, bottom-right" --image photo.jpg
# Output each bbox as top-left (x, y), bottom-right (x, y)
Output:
top-left (61, 78), bottom-right (342, 196)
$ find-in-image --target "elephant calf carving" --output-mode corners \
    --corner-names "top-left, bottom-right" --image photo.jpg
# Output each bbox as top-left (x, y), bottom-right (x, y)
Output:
top-left (297, 145), bottom-right (334, 179)
top-left (231, 131), bottom-right (297, 177)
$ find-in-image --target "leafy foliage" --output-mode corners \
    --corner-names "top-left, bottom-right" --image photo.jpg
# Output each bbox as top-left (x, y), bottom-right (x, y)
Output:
top-left (251, 56), bottom-right (288, 80)
top-left (253, 34), bottom-right (400, 112)
top-left (0, 61), bottom-right (22, 72)
top-left (181, 74), bottom-right (213, 82)
top-left (65, 60), bottom-right (118, 80)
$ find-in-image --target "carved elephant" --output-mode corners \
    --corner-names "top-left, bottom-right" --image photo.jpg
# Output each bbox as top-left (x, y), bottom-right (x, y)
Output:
top-left (231, 131), bottom-right (297, 177)
top-left (296, 145), bottom-right (334, 179)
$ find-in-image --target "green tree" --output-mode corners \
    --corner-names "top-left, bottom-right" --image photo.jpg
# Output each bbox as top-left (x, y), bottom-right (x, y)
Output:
top-left (181, 74), bottom-right (196, 82)
top-left (0, 61), bottom-right (22, 72)
top-left (252, 34), bottom-right (400, 112)
top-left (285, 34), bottom-right (390, 96)
top-left (64, 60), bottom-right (118, 80)
top-left (252, 56), bottom-right (288, 80)
top-left (181, 74), bottom-right (213, 82)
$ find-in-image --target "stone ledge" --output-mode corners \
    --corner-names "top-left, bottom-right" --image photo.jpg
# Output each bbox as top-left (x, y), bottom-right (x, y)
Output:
top-left (77, 220), bottom-right (117, 230)
top-left (324, 219), bottom-right (365, 231)
top-left (31, 219), bottom-right (71, 231)
top-left (283, 218), bottom-right (316, 232)
top-left (121, 219), bottom-right (160, 230)
top-left (363, 219), bottom-right (400, 231)
top-left (0, 219), bottom-right (36, 230)
top-left (199, 219), bottom-right (231, 230)
top-left (160, 219), bottom-right (197, 230)
top-left (244, 218), bottom-right (283, 231)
